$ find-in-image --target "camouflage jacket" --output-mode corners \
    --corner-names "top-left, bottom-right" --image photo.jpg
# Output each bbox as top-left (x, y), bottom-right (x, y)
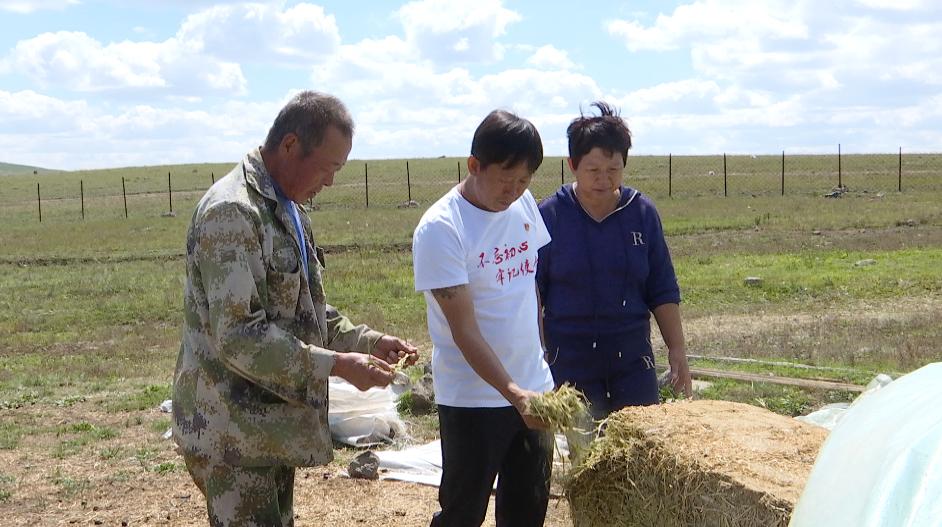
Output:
top-left (172, 147), bottom-right (382, 467)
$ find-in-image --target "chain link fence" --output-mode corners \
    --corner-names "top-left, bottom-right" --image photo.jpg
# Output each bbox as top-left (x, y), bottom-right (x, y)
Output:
top-left (1, 150), bottom-right (940, 222)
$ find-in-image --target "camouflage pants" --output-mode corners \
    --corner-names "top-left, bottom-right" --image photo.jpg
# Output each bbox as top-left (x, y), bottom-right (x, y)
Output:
top-left (183, 454), bottom-right (295, 527)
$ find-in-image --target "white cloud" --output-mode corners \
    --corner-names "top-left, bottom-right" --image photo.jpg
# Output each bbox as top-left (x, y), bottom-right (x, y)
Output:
top-left (526, 45), bottom-right (576, 70)
top-left (396, 0), bottom-right (521, 64)
top-left (604, 1), bottom-right (942, 151)
top-left (0, 89), bottom-right (280, 168)
top-left (176, 2), bottom-right (341, 63)
top-left (0, 0), bottom-right (78, 13)
top-left (608, 1), bottom-right (942, 91)
top-left (7, 31), bottom-right (247, 94)
top-left (0, 89), bottom-right (92, 133)
top-left (3, 3), bottom-right (345, 96)
top-left (854, 0), bottom-right (938, 9)
top-left (615, 79), bottom-right (722, 114)
top-left (308, 31), bottom-right (607, 159)
top-left (607, 1), bottom-right (808, 52)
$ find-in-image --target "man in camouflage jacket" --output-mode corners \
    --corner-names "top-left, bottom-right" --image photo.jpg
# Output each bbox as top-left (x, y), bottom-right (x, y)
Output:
top-left (172, 91), bottom-right (416, 526)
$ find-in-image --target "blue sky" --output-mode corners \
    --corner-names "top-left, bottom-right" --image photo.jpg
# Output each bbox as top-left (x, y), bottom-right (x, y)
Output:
top-left (1, 0), bottom-right (940, 170)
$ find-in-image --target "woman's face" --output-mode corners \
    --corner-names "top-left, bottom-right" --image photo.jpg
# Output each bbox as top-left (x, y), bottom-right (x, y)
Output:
top-left (570, 147), bottom-right (625, 201)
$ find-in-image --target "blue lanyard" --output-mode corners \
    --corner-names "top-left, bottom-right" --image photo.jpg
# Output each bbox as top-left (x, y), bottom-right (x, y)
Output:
top-left (271, 181), bottom-right (309, 278)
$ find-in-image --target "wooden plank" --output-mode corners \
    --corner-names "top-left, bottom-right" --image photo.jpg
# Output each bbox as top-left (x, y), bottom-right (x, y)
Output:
top-left (688, 367), bottom-right (865, 392)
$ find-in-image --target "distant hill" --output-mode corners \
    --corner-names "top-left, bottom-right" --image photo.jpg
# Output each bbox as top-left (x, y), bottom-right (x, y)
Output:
top-left (0, 161), bottom-right (61, 176)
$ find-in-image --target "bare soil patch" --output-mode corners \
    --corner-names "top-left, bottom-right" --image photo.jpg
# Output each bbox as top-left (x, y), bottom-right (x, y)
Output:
top-left (0, 401), bottom-right (571, 526)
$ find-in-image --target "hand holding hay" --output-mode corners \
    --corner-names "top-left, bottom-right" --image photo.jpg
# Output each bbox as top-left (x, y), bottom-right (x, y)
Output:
top-left (526, 384), bottom-right (595, 466)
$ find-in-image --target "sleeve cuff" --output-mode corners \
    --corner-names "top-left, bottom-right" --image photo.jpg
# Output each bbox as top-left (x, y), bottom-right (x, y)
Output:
top-left (306, 344), bottom-right (337, 380)
top-left (362, 329), bottom-right (385, 354)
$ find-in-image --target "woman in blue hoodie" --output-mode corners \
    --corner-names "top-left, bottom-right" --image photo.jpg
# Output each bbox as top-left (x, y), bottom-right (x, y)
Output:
top-left (536, 102), bottom-right (692, 419)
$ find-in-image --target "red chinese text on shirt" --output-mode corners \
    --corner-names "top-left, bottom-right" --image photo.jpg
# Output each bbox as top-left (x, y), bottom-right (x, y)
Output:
top-left (495, 256), bottom-right (537, 286)
top-left (478, 241), bottom-right (529, 269)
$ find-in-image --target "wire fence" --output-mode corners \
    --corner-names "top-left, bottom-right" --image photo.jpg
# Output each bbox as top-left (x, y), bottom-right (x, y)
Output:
top-left (2, 149), bottom-right (940, 222)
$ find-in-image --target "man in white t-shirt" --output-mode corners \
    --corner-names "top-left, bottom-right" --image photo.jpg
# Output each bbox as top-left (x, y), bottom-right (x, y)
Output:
top-left (413, 110), bottom-right (555, 526)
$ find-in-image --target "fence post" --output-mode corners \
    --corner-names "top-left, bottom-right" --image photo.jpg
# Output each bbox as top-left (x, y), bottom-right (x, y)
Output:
top-left (168, 171), bottom-right (173, 213)
top-left (898, 147), bottom-right (902, 192)
top-left (457, 160), bottom-right (461, 183)
top-left (365, 162), bottom-right (369, 208)
top-left (406, 161), bottom-right (412, 202)
top-left (723, 153), bottom-right (728, 197)
top-left (560, 158), bottom-right (564, 186)
top-left (81, 180), bottom-right (85, 220)
top-left (122, 176), bottom-right (128, 219)
top-left (668, 153), bottom-right (673, 197)
top-left (781, 150), bottom-right (785, 196)
top-left (37, 182), bottom-right (42, 223)
top-left (211, 172), bottom-right (215, 185)
top-left (838, 144), bottom-right (842, 188)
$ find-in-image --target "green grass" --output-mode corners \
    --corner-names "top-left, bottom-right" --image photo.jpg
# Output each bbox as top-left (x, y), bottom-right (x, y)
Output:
top-left (697, 379), bottom-right (856, 417)
top-left (0, 156), bottom-right (940, 465)
top-left (1, 153), bottom-right (939, 232)
top-left (99, 445), bottom-right (123, 460)
top-left (0, 420), bottom-right (23, 450)
top-left (50, 468), bottom-right (89, 498)
top-left (0, 473), bottom-right (13, 502)
top-left (1, 189), bottom-right (939, 262)
top-left (104, 384), bottom-right (172, 413)
top-left (0, 160), bottom-right (59, 176)
top-left (681, 357), bottom-right (882, 386)
top-left (152, 462), bottom-right (179, 475)
top-left (52, 422), bottom-right (120, 458)
top-left (1, 241), bottom-right (939, 409)
top-left (149, 417), bottom-right (172, 435)
top-left (678, 248), bottom-right (942, 313)
top-left (135, 446), bottom-right (159, 470)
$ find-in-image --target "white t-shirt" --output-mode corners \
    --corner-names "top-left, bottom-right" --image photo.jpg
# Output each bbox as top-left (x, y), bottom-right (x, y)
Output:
top-left (413, 187), bottom-right (554, 407)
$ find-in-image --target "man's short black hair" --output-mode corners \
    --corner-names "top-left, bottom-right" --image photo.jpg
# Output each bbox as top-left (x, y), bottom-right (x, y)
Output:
top-left (470, 110), bottom-right (543, 173)
top-left (264, 90), bottom-right (354, 156)
top-left (567, 101), bottom-right (632, 169)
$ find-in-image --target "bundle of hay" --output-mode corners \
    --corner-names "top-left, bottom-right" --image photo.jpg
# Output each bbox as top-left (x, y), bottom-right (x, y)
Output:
top-left (527, 384), bottom-right (595, 466)
top-left (566, 400), bottom-right (827, 527)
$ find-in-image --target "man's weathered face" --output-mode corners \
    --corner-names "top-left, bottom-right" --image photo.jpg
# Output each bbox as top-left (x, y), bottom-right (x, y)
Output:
top-left (281, 125), bottom-right (352, 202)
top-left (467, 156), bottom-right (533, 212)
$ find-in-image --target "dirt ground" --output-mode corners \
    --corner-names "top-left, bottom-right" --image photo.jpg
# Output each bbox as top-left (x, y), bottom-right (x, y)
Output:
top-left (0, 403), bottom-right (572, 526)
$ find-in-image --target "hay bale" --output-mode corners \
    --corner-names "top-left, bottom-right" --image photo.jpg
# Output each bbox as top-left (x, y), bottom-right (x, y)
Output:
top-left (566, 400), bottom-right (827, 527)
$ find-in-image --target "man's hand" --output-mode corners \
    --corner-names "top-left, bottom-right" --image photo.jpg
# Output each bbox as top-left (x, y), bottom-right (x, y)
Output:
top-left (509, 388), bottom-right (550, 431)
top-left (331, 352), bottom-right (394, 391)
top-left (371, 335), bottom-right (419, 367)
top-left (667, 348), bottom-right (693, 397)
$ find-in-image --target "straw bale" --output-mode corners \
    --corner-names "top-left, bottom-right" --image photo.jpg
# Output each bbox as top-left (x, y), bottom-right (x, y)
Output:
top-left (566, 400), bottom-right (827, 527)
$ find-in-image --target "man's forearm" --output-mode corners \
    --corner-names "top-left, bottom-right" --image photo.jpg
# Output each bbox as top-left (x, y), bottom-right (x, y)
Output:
top-left (324, 304), bottom-right (384, 353)
top-left (451, 328), bottom-right (526, 407)
top-left (431, 284), bottom-right (529, 408)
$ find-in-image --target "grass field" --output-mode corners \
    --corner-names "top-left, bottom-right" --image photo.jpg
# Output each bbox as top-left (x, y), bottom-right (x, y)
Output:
top-left (1, 156), bottom-right (941, 524)
top-left (1, 153), bottom-right (940, 225)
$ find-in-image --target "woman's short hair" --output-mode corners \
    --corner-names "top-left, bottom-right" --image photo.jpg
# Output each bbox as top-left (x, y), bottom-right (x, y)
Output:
top-left (264, 91), bottom-right (355, 155)
top-left (470, 110), bottom-right (544, 173)
top-left (567, 101), bottom-right (632, 169)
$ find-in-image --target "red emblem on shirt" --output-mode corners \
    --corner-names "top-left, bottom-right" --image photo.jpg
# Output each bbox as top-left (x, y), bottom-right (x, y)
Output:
top-left (524, 223), bottom-right (530, 232)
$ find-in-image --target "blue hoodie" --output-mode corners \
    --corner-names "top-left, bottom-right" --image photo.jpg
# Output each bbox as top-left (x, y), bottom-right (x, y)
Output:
top-left (536, 184), bottom-right (680, 339)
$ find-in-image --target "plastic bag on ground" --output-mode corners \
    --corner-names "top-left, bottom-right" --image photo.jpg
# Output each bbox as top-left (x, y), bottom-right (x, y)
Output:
top-left (790, 363), bottom-right (942, 527)
top-left (328, 376), bottom-right (407, 447)
top-left (796, 373), bottom-right (893, 430)
top-left (374, 435), bottom-right (572, 488)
